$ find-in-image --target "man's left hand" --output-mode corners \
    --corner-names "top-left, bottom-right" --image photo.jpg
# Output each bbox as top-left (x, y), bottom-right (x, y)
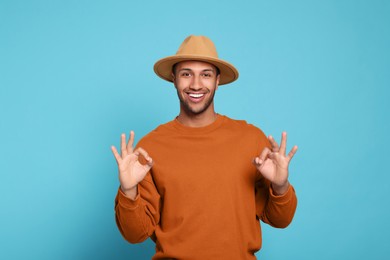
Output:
top-left (253, 132), bottom-right (298, 195)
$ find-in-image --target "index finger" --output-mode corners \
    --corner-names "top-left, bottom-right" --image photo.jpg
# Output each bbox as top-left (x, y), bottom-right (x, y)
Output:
top-left (134, 147), bottom-right (153, 166)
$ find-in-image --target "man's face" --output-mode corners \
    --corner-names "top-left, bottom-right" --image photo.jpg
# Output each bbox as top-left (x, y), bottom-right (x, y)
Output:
top-left (172, 60), bottom-right (220, 116)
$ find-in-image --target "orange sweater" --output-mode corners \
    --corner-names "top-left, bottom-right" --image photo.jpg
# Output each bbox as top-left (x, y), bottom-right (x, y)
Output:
top-left (115, 115), bottom-right (297, 259)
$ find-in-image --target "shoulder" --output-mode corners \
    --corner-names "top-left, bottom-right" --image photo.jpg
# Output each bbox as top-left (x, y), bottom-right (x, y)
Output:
top-left (136, 120), bottom-right (175, 147)
top-left (222, 115), bottom-right (266, 136)
top-left (222, 115), bottom-right (270, 148)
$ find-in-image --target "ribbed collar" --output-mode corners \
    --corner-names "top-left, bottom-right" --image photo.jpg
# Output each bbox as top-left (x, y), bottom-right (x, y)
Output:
top-left (171, 114), bottom-right (226, 135)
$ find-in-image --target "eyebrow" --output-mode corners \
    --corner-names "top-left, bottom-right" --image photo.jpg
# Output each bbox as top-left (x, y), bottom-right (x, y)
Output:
top-left (178, 68), bottom-right (216, 72)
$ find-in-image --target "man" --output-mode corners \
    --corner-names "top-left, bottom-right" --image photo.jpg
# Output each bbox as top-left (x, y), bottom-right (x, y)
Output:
top-left (112, 35), bottom-right (298, 259)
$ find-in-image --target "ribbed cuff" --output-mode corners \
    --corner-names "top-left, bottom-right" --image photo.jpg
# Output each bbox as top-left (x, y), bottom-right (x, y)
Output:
top-left (269, 185), bottom-right (295, 205)
top-left (116, 187), bottom-right (140, 210)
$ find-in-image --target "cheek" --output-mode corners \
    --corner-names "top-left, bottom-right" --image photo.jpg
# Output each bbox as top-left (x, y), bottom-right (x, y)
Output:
top-left (205, 79), bottom-right (218, 90)
top-left (175, 78), bottom-right (189, 88)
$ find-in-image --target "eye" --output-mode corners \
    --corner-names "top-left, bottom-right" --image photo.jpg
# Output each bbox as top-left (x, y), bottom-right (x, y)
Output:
top-left (180, 72), bottom-right (191, 77)
top-left (202, 73), bottom-right (212, 78)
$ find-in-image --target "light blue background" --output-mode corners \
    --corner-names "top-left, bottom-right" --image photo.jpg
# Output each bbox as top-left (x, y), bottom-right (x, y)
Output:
top-left (1, 0), bottom-right (389, 259)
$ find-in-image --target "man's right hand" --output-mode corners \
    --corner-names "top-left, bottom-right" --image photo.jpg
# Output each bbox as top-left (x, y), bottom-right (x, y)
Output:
top-left (111, 131), bottom-right (153, 200)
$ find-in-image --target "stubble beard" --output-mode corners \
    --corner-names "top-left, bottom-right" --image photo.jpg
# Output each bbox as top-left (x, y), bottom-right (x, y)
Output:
top-left (177, 87), bottom-right (216, 116)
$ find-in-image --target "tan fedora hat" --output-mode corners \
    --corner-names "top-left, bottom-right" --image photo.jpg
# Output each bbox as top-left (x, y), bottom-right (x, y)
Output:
top-left (154, 35), bottom-right (239, 85)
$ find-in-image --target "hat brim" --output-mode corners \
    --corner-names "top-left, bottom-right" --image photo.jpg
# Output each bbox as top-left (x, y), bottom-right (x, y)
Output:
top-left (154, 55), bottom-right (239, 85)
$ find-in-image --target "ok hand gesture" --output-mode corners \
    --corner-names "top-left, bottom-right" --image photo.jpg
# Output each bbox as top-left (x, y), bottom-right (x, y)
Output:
top-left (254, 132), bottom-right (298, 195)
top-left (111, 131), bottom-right (153, 199)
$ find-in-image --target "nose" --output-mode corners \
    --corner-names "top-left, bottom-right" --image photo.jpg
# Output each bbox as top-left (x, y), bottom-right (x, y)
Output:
top-left (189, 74), bottom-right (202, 90)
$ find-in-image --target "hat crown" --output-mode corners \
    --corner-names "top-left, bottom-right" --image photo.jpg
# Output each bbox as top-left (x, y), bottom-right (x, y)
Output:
top-left (176, 35), bottom-right (218, 58)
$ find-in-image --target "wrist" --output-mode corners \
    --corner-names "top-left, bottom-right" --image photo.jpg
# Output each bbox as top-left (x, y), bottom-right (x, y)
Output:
top-left (120, 185), bottom-right (138, 200)
top-left (271, 181), bottom-right (290, 195)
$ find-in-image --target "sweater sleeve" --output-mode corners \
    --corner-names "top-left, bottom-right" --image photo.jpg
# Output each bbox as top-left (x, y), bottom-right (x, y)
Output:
top-left (255, 177), bottom-right (297, 228)
top-left (115, 172), bottom-right (161, 243)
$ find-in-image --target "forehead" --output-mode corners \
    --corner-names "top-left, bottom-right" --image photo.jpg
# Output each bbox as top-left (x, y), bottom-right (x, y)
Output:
top-left (175, 60), bottom-right (217, 71)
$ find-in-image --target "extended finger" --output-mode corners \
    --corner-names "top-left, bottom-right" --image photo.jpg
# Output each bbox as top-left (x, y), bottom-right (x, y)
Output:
top-left (134, 147), bottom-right (154, 166)
top-left (279, 132), bottom-right (287, 155)
top-left (287, 145), bottom-right (298, 161)
top-left (127, 131), bottom-right (135, 154)
top-left (120, 133), bottom-right (127, 156)
top-left (268, 135), bottom-right (279, 152)
top-left (111, 146), bottom-right (122, 163)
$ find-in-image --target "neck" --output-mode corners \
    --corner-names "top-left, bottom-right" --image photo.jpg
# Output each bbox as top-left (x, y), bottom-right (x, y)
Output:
top-left (177, 107), bottom-right (217, 127)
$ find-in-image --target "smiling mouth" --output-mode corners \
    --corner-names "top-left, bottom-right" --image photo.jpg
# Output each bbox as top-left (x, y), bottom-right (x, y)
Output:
top-left (189, 93), bottom-right (204, 98)
top-left (186, 92), bottom-right (206, 103)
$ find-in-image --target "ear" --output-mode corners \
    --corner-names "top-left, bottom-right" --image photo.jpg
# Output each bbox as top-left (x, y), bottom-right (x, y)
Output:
top-left (171, 73), bottom-right (177, 88)
top-left (216, 74), bottom-right (220, 90)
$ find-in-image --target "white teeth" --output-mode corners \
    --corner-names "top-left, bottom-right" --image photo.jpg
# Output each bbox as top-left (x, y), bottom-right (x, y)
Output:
top-left (189, 93), bottom-right (204, 98)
